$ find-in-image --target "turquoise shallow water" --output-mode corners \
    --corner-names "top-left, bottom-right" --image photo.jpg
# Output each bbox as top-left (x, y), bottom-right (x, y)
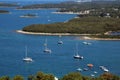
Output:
top-left (0, 4), bottom-right (120, 78)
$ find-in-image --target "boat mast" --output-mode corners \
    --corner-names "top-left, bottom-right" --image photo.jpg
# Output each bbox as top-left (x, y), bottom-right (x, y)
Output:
top-left (76, 43), bottom-right (79, 55)
top-left (44, 38), bottom-right (48, 49)
top-left (59, 35), bottom-right (61, 41)
top-left (25, 46), bottom-right (28, 58)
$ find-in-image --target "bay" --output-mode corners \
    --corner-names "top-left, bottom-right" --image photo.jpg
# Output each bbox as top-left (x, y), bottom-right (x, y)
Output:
top-left (0, 6), bottom-right (120, 78)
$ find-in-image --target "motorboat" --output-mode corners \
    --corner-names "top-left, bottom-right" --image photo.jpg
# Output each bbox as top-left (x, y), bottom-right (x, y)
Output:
top-left (74, 54), bottom-right (83, 59)
top-left (99, 66), bottom-right (109, 72)
top-left (76, 68), bottom-right (82, 72)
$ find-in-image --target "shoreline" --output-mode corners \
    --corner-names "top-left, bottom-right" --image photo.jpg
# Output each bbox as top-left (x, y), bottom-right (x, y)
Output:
top-left (52, 11), bottom-right (87, 15)
top-left (52, 12), bottom-right (81, 14)
top-left (16, 30), bottom-right (91, 36)
top-left (16, 30), bottom-right (120, 40)
top-left (16, 8), bottom-right (59, 10)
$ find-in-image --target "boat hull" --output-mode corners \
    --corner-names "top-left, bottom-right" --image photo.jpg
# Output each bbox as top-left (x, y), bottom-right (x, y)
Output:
top-left (73, 56), bottom-right (83, 59)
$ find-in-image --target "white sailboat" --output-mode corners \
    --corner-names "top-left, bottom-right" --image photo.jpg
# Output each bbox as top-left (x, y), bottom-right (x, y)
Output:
top-left (20, 13), bottom-right (38, 18)
top-left (83, 41), bottom-right (91, 45)
top-left (73, 43), bottom-right (83, 59)
top-left (44, 39), bottom-right (52, 53)
top-left (58, 35), bottom-right (63, 44)
top-left (23, 46), bottom-right (33, 62)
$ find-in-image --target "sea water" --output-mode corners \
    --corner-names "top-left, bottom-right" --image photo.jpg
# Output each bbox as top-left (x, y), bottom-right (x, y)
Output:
top-left (0, 1), bottom-right (120, 78)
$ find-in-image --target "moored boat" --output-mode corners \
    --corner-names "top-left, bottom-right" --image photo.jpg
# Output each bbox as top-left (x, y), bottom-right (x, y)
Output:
top-left (76, 68), bottom-right (82, 72)
top-left (99, 66), bottom-right (109, 72)
top-left (87, 64), bottom-right (94, 68)
top-left (73, 43), bottom-right (83, 59)
top-left (58, 35), bottom-right (63, 44)
top-left (23, 46), bottom-right (33, 62)
top-left (20, 13), bottom-right (38, 18)
top-left (74, 54), bottom-right (83, 59)
top-left (83, 42), bottom-right (91, 45)
top-left (43, 38), bottom-right (52, 53)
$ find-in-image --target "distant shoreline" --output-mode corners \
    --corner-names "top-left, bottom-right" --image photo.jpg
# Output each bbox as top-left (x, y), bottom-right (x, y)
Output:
top-left (16, 8), bottom-right (59, 10)
top-left (52, 12), bottom-right (81, 14)
top-left (16, 30), bottom-right (120, 40)
top-left (0, 11), bottom-right (10, 14)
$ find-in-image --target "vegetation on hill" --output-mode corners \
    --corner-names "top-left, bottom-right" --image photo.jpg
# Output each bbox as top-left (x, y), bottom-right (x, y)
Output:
top-left (61, 72), bottom-right (120, 80)
top-left (17, 1), bottom-right (120, 10)
top-left (0, 72), bottom-right (119, 80)
top-left (22, 17), bottom-right (120, 35)
top-left (17, 1), bottom-right (120, 18)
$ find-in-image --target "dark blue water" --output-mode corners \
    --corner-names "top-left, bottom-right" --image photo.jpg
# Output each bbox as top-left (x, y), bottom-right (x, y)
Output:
top-left (0, 4), bottom-right (120, 78)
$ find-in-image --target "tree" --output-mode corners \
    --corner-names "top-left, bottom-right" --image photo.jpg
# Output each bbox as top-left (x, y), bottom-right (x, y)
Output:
top-left (35, 71), bottom-right (54, 80)
top-left (99, 73), bottom-right (120, 80)
top-left (28, 75), bottom-right (34, 80)
top-left (61, 72), bottom-right (83, 80)
top-left (0, 76), bottom-right (10, 80)
top-left (41, 74), bottom-right (54, 80)
top-left (35, 72), bottom-right (44, 80)
top-left (13, 75), bottom-right (24, 80)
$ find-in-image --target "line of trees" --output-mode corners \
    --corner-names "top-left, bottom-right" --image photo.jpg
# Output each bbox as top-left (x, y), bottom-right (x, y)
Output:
top-left (0, 72), bottom-right (119, 80)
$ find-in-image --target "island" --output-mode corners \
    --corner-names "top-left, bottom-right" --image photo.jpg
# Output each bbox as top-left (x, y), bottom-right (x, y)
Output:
top-left (0, 10), bottom-right (9, 14)
top-left (20, 13), bottom-right (38, 18)
top-left (0, 2), bottom-right (19, 7)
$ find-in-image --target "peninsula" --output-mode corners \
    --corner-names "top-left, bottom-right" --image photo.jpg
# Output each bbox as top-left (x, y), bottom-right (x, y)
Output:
top-left (17, 16), bottom-right (120, 40)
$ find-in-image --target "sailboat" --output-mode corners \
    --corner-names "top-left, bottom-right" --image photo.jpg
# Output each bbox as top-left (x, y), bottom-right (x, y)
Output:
top-left (58, 35), bottom-right (63, 44)
top-left (20, 13), bottom-right (38, 18)
top-left (43, 39), bottom-right (52, 53)
top-left (23, 46), bottom-right (33, 62)
top-left (73, 43), bottom-right (83, 59)
top-left (83, 41), bottom-right (91, 45)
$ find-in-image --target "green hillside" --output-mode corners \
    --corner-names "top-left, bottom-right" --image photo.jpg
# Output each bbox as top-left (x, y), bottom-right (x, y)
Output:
top-left (23, 17), bottom-right (120, 34)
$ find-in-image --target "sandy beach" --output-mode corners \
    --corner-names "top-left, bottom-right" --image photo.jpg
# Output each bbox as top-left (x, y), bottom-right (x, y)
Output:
top-left (16, 30), bottom-right (120, 40)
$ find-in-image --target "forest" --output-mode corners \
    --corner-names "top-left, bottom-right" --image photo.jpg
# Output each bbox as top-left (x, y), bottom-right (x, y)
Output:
top-left (23, 17), bottom-right (120, 35)
top-left (0, 72), bottom-right (119, 80)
